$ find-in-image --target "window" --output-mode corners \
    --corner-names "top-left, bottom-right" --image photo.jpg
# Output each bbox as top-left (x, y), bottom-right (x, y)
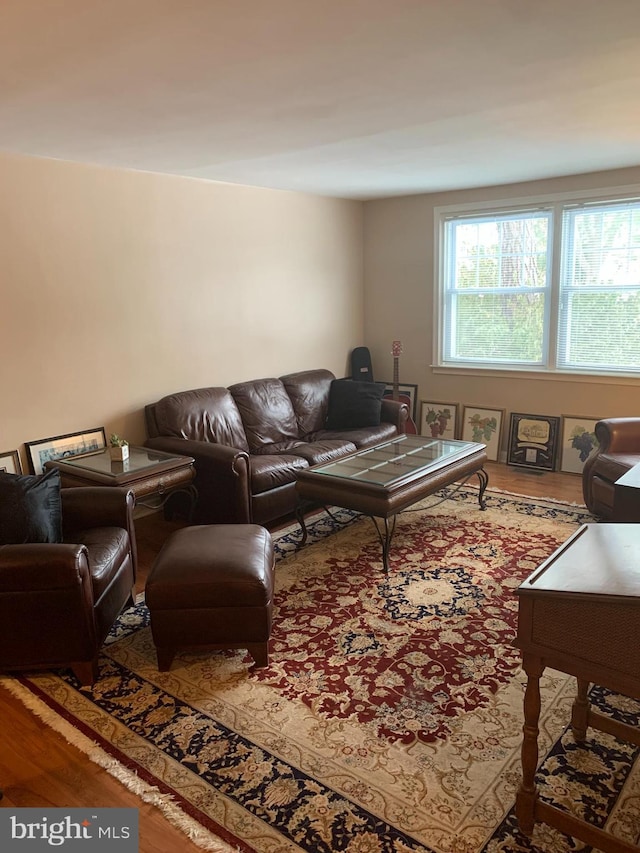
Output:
top-left (559, 202), bottom-right (640, 371)
top-left (438, 195), bottom-right (640, 375)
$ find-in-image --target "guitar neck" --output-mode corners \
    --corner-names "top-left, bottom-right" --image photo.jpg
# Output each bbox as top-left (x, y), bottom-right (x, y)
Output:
top-left (393, 357), bottom-right (399, 400)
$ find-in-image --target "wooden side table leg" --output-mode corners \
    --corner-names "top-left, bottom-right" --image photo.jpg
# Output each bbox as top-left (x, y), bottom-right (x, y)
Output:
top-left (571, 678), bottom-right (590, 743)
top-left (516, 654), bottom-right (544, 836)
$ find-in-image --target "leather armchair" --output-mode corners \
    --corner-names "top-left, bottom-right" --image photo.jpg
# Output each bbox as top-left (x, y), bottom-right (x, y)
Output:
top-left (582, 418), bottom-right (640, 518)
top-left (0, 486), bottom-right (137, 685)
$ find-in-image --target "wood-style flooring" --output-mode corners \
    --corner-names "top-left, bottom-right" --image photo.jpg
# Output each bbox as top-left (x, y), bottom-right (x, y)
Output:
top-left (0, 462), bottom-right (586, 850)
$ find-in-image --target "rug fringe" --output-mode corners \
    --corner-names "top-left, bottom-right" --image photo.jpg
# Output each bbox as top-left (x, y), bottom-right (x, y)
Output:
top-left (0, 677), bottom-right (242, 853)
top-left (464, 483), bottom-right (588, 508)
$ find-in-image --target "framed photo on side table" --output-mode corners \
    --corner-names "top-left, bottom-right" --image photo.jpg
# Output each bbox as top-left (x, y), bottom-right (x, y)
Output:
top-left (0, 449), bottom-right (22, 475)
top-left (461, 406), bottom-right (505, 461)
top-left (507, 413), bottom-right (561, 471)
top-left (26, 427), bottom-right (107, 475)
top-left (560, 415), bottom-right (601, 474)
top-left (419, 401), bottom-right (459, 440)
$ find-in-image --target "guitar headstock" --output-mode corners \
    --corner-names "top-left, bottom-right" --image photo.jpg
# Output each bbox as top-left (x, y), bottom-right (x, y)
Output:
top-left (391, 340), bottom-right (403, 357)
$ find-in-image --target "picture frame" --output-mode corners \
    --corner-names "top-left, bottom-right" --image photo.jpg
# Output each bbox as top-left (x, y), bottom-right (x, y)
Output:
top-left (507, 412), bottom-right (561, 472)
top-left (419, 400), bottom-right (460, 440)
top-left (0, 449), bottom-right (22, 475)
top-left (380, 381), bottom-right (419, 422)
top-left (26, 427), bottom-right (107, 475)
top-left (560, 415), bottom-right (601, 475)
top-left (461, 406), bottom-right (505, 462)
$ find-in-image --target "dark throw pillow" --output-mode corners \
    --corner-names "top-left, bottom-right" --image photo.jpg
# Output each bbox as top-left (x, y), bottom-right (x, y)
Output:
top-left (0, 468), bottom-right (63, 545)
top-left (326, 379), bottom-right (385, 430)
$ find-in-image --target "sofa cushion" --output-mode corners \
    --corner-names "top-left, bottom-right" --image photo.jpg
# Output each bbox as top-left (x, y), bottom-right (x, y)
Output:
top-left (0, 469), bottom-right (62, 545)
top-left (230, 378), bottom-right (299, 451)
top-left (287, 439), bottom-right (357, 465)
top-left (249, 453), bottom-right (309, 495)
top-left (318, 422), bottom-right (399, 449)
top-left (154, 387), bottom-right (249, 451)
top-left (280, 369), bottom-right (335, 436)
top-left (326, 379), bottom-right (386, 430)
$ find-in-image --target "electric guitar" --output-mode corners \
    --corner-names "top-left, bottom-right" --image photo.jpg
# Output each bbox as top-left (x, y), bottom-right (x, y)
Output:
top-left (391, 340), bottom-right (417, 434)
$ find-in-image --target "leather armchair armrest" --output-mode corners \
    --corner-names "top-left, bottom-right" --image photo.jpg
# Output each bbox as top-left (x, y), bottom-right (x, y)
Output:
top-left (595, 418), bottom-right (640, 453)
top-left (381, 398), bottom-right (409, 431)
top-left (0, 543), bottom-right (91, 592)
top-left (61, 487), bottom-right (135, 531)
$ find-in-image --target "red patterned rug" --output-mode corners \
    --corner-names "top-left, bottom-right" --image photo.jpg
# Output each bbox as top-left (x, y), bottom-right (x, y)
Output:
top-left (3, 488), bottom-right (640, 852)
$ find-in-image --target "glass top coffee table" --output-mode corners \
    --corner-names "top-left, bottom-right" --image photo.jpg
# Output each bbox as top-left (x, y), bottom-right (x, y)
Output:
top-left (296, 434), bottom-right (488, 571)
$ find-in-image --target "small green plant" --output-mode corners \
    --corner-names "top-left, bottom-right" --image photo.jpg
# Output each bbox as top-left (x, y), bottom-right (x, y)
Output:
top-left (109, 433), bottom-right (129, 448)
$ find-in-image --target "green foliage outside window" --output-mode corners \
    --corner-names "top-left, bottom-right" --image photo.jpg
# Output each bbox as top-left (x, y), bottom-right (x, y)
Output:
top-left (441, 197), bottom-right (640, 373)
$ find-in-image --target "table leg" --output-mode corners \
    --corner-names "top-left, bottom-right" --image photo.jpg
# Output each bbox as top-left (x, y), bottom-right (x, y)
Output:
top-left (147, 484), bottom-right (199, 522)
top-left (370, 515), bottom-right (397, 572)
top-left (571, 679), bottom-right (591, 743)
top-left (295, 504), bottom-right (309, 546)
top-left (476, 467), bottom-right (489, 509)
top-left (516, 654), bottom-right (545, 836)
top-left (295, 503), bottom-right (344, 547)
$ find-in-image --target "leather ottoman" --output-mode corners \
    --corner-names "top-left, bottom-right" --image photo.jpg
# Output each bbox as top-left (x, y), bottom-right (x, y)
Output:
top-left (145, 524), bottom-right (275, 669)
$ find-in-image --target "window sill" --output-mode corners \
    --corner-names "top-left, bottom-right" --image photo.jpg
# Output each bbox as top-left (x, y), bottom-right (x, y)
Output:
top-left (432, 365), bottom-right (640, 386)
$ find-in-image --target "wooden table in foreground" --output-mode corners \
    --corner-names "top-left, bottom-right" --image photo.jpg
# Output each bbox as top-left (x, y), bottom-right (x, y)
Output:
top-left (515, 523), bottom-right (640, 852)
top-left (45, 445), bottom-right (196, 515)
top-left (296, 435), bottom-right (488, 571)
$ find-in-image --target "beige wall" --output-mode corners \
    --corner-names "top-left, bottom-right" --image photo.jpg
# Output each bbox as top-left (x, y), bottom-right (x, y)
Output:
top-left (363, 166), bottom-right (640, 459)
top-left (0, 153), bottom-right (363, 471)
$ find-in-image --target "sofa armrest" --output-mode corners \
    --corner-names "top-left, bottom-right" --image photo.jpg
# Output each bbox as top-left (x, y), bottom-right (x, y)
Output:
top-left (146, 436), bottom-right (248, 471)
top-left (0, 543), bottom-right (91, 592)
top-left (145, 437), bottom-right (251, 523)
top-left (595, 418), bottom-right (640, 454)
top-left (381, 398), bottom-right (409, 431)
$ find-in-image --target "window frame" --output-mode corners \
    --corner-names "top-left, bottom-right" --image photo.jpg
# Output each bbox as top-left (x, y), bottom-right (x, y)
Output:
top-left (434, 185), bottom-right (640, 379)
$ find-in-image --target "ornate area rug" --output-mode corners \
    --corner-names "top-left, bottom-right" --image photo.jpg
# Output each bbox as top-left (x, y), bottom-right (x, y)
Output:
top-left (3, 488), bottom-right (640, 852)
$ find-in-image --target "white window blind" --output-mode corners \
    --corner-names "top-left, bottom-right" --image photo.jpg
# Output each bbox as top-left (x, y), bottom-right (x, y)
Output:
top-left (558, 201), bottom-right (640, 372)
top-left (442, 211), bottom-right (552, 366)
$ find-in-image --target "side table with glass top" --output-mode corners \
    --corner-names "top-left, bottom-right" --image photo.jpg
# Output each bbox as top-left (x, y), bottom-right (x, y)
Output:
top-left (44, 446), bottom-right (197, 518)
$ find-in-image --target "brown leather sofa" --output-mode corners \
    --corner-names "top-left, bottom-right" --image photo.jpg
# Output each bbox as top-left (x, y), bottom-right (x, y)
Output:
top-left (0, 486), bottom-right (137, 685)
top-left (145, 368), bottom-right (408, 526)
top-left (582, 418), bottom-right (640, 518)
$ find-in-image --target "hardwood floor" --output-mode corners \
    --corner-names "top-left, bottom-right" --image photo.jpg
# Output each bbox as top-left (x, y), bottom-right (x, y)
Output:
top-left (0, 463), bottom-right (586, 849)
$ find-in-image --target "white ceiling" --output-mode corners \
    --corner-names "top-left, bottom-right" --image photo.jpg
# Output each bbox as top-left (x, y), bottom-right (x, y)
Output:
top-left (2, 0), bottom-right (640, 200)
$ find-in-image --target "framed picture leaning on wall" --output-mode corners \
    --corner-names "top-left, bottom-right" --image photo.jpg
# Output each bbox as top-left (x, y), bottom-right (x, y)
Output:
top-left (0, 449), bottom-right (22, 475)
top-left (507, 412), bottom-right (561, 471)
top-left (25, 427), bottom-right (107, 475)
top-left (380, 382), bottom-right (418, 423)
top-left (559, 415), bottom-right (601, 474)
top-left (419, 401), bottom-right (459, 440)
top-left (461, 406), bottom-right (505, 462)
